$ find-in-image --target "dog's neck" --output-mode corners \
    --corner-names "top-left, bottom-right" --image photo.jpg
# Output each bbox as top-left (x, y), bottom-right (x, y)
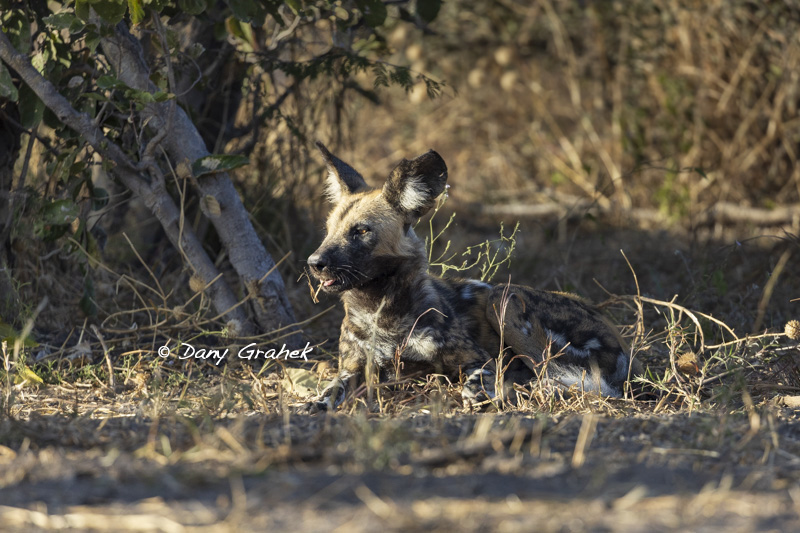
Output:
top-left (341, 254), bottom-right (431, 315)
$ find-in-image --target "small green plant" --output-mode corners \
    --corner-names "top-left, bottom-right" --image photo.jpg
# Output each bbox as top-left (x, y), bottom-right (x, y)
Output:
top-left (424, 192), bottom-right (520, 282)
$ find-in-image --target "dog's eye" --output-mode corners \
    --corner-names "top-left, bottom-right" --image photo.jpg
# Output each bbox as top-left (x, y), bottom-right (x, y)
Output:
top-left (352, 226), bottom-right (370, 236)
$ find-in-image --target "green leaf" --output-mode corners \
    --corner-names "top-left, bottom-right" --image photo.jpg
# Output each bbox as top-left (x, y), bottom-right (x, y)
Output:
top-left (42, 12), bottom-right (79, 30)
top-left (152, 90), bottom-right (171, 102)
top-left (84, 25), bottom-right (102, 52)
top-left (81, 92), bottom-right (110, 102)
top-left (192, 154), bottom-right (250, 177)
top-left (285, 0), bottom-right (302, 14)
top-left (225, 17), bottom-right (254, 48)
top-left (39, 199), bottom-right (80, 226)
top-left (0, 322), bottom-right (38, 348)
top-left (0, 63), bottom-right (18, 102)
top-left (127, 89), bottom-right (155, 103)
top-left (416, 0), bottom-right (441, 23)
top-left (38, 10), bottom-right (84, 35)
top-left (19, 84), bottom-right (44, 129)
top-left (356, 0), bottom-right (387, 27)
top-left (15, 366), bottom-right (45, 387)
top-left (127, 0), bottom-right (146, 25)
top-left (69, 16), bottom-right (87, 33)
top-left (96, 75), bottom-right (126, 90)
top-left (55, 151), bottom-right (78, 183)
top-left (97, 74), bottom-right (171, 105)
top-left (75, 0), bottom-right (91, 21)
top-left (186, 42), bottom-right (205, 59)
top-left (1, 9), bottom-right (32, 54)
top-left (179, 0), bottom-right (207, 15)
top-left (226, 0), bottom-right (266, 25)
top-left (91, 0), bottom-right (128, 25)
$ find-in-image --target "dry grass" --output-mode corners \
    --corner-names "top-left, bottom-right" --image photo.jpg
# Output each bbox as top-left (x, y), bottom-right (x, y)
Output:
top-left (249, 0), bottom-right (800, 260)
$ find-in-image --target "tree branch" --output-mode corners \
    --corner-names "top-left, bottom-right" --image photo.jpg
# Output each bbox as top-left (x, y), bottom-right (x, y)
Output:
top-left (0, 29), bottom-right (252, 333)
top-left (98, 20), bottom-right (299, 340)
top-left (474, 195), bottom-right (800, 229)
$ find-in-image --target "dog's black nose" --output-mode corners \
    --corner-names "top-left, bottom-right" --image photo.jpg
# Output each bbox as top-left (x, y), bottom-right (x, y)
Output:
top-left (308, 253), bottom-right (326, 271)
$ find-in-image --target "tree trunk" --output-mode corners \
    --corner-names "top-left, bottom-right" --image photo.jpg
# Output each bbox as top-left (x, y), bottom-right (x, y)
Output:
top-left (99, 22), bottom-right (299, 340)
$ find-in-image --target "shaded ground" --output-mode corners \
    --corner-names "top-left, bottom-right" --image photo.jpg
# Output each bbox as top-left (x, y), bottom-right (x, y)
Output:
top-left (3, 376), bottom-right (800, 532)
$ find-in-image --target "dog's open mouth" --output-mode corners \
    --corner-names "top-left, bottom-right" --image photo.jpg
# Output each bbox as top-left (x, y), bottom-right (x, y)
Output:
top-left (317, 277), bottom-right (346, 293)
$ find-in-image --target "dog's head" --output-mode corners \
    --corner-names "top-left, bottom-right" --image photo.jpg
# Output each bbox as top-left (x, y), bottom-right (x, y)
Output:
top-left (307, 141), bottom-right (448, 293)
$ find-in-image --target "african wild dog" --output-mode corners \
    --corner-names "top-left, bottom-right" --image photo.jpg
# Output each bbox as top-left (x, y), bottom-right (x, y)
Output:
top-left (305, 142), bottom-right (641, 411)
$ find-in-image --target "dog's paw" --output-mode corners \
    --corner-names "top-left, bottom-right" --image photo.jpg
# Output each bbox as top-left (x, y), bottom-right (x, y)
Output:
top-left (462, 368), bottom-right (496, 407)
top-left (296, 378), bottom-right (346, 414)
top-left (296, 398), bottom-right (331, 415)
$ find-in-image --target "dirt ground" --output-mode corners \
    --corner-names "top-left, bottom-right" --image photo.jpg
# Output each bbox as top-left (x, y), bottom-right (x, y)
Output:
top-left (3, 385), bottom-right (800, 532)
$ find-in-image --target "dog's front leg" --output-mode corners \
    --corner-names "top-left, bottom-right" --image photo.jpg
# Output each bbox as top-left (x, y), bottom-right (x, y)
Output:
top-left (305, 368), bottom-right (360, 413)
top-left (462, 361), bottom-right (497, 406)
top-left (446, 345), bottom-right (498, 407)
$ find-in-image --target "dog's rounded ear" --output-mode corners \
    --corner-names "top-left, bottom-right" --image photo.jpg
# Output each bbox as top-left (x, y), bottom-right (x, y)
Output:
top-left (383, 150), bottom-right (448, 221)
top-left (316, 141), bottom-right (369, 204)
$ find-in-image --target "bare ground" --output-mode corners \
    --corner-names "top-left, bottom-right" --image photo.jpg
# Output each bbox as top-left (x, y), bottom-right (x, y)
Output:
top-left (2, 374), bottom-right (800, 532)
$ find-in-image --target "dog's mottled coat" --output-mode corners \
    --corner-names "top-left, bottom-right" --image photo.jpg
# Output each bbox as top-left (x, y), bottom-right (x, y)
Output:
top-left (306, 142), bottom-right (640, 411)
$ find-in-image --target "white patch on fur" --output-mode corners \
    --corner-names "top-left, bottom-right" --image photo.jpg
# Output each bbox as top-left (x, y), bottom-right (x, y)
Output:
top-left (521, 321), bottom-right (532, 336)
top-left (545, 329), bottom-right (568, 349)
top-left (544, 331), bottom-right (603, 359)
top-left (405, 329), bottom-right (438, 359)
top-left (566, 338), bottom-right (602, 358)
top-left (551, 366), bottom-right (620, 397)
top-left (347, 314), bottom-right (399, 363)
top-left (324, 169), bottom-right (344, 204)
top-left (460, 280), bottom-right (490, 303)
top-left (398, 176), bottom-right (428, 212)
top-left (566, 346), bottom-right (591, 358)
top-left (469, 368), bottom-right (494, 378)
top-left (584, 338), bottom-right (602, 351)
top-left (368, 338), bottom-right (401, 363)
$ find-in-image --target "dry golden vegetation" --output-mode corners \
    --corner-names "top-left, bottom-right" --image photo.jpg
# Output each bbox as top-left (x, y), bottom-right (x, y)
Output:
top-left (2, 0), bottom-right (800, 531)
top-left (343, 0), bottom-right (800, 213)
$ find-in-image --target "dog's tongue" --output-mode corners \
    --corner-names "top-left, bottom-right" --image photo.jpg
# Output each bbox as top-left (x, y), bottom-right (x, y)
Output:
top-left (324, 279), bottom-right (335, 287)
